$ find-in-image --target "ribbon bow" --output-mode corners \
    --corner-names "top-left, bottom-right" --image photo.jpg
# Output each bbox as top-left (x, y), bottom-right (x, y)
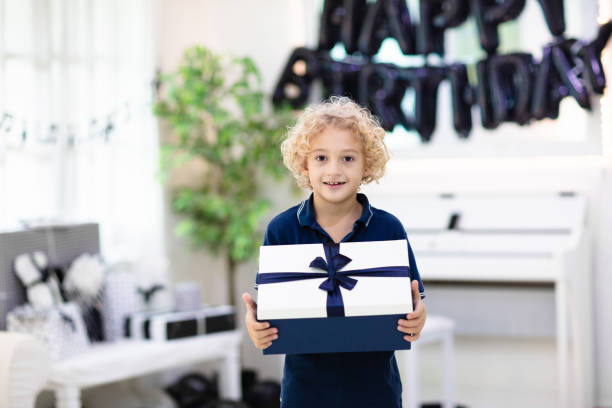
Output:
top-left (310, 252), bottom-right (356, 292)
top-left (309, 244), bottom-right (357, 317)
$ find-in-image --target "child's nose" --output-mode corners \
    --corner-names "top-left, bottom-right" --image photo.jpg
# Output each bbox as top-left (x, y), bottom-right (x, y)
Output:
top-left (327, 159), bottom-right (342, 174)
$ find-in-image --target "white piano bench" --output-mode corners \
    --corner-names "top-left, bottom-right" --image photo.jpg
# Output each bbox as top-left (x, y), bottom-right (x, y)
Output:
top-left (400, 314), bottom-right (456, 408)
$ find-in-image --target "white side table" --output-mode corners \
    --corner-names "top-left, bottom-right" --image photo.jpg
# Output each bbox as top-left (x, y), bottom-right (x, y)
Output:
top-left (46, 330), bottom-right (243, 408)
top-left (401, 315), bottom-right (455, 408)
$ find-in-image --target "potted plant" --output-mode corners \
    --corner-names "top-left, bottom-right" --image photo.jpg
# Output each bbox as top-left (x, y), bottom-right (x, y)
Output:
top-left (154, 46), bottom-right (295, 305)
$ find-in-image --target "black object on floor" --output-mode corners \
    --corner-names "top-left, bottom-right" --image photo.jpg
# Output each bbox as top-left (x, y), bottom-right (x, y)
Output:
top-left (243, 380), bottom-right (281, 408)
top-left (165, 373), bottom-right (219, 408)
top-left (421, 403), bottom-right (467, 408)
top-left (202, 400), bottom-right (250, 408)
top-left (241, 368), bottom-right (258, 397)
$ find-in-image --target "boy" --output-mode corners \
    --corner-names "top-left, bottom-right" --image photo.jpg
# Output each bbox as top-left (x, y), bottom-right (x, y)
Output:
top-left (242, 96), bottom-right (426, 408)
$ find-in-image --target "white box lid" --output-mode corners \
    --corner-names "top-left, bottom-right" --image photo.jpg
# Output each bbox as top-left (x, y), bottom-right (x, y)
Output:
top-left (257, 240), bottom-right (413, 320)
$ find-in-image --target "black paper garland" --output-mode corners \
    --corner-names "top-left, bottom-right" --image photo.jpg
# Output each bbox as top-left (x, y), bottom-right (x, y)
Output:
top-left (273, 0), bottom-right (612, 143)
top-left (0, 77), bottom-right (156, 147)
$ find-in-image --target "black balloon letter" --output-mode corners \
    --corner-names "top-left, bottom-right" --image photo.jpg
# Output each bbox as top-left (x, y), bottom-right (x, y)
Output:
top-left (471, 0), bottom-right (526, 54)
top-left (576, 21), bottom-right (612, 95)
top-left (358, 63), bottom-right (410, 131)
top-left (447, 63), bottom-right (474, 137)
top-left (318, 54), bottom-right (363, 100)
top-left (272, 48), bottom-right (319, 108)
top-left (318, 0), bottom-right (367, 54)
top-left (410, 66), bottom-right (446, 142)
top-left (488, 53), bottom-right (536, 125)
top-left (418, 0), bottom-right (470, 56)
top-left (535, 0), bottom-right (565, 37)
top-left (358, 0), bottom-right (416, 56)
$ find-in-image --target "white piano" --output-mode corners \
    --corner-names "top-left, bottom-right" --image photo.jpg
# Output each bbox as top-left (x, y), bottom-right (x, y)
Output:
top-left (378, 192), bottom-right (593, 408)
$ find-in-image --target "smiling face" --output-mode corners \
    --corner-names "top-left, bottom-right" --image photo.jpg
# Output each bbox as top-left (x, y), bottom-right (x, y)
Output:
top-left (303, 125), bottom-right (367, 207)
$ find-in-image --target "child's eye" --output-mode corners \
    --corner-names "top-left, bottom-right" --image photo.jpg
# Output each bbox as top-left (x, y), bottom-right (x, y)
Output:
top-left (343, 156), bottom-right (355, 162)
top-left (314, 155), bottom-right (327, 161)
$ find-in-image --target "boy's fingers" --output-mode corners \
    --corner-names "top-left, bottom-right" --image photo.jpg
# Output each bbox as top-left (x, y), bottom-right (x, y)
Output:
top-left (407, 281), bottom-right (423, 319)
top-left (397, 323), bottom-right (419, 332)
top-left (243, 292), bottom-right (278, 351)
top-left (242, 292), bottom-right (257, 313)
top-left (251, 320), bottom-right (271, 330)
top-left (406, 307), bottom-right (424, 320)
top-left (258, 332), bottom-right (279, 343)
top-left (411, 280), bottom-right (420, 304)
top-left (397, 319), bottom-right (419, 329)
top-left (397, 324), bottom-right (419, 334)
top-left (255, 327), bottom-right (278, 340)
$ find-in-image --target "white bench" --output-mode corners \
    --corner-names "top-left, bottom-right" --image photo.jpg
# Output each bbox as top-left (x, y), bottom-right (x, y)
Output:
top-left (46, 330), bottom-right (242, 408)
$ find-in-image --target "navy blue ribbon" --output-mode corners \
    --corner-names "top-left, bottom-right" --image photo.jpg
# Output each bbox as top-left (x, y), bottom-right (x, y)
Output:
top-left (257, 243), bottom-right (410, 317)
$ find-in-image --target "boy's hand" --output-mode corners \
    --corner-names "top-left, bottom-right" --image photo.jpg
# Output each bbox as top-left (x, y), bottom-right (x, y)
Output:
top-left (242, 292), bottom-right (278, 350)
top-left (397, 280), bottom-right (426, 342)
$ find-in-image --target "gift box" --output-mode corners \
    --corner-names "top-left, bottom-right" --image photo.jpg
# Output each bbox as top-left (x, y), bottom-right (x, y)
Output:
top-left (125, 305), bottom-right (236, 341)
top-left (7, 302), bottom-right (90, 360)
top-left (102, 270), bottom-right (140, 341)
top-left (0, 223), bottom-right (100, 329)
top-left (173, 282), bottom-right (202, 312)
top-left (256, 239), bottom-right (414, 355)
top-left (124, 308), bottom-right (171, 340)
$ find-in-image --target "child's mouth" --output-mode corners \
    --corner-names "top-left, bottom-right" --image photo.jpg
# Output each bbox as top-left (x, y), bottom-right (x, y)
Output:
top-left (324, 181), bottom-right (346, 188)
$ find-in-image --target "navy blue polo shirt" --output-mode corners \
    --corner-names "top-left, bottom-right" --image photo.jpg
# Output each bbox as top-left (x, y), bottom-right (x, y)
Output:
top-left (261, 193), bottom-right (425, 408)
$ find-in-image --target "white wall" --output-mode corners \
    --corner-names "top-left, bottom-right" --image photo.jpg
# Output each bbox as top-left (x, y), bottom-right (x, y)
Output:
top-left (156, 0), bottom-right (319, 93)
top-left (156, 0), bottom-right (612, 404)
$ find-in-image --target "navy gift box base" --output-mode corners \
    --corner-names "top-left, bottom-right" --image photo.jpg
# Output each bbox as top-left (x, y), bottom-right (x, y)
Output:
top-left (262, 314), bottom-right (411, 355)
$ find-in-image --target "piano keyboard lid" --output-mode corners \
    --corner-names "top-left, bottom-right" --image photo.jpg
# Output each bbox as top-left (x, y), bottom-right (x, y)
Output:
top-left (379, 192), bottom-right (586, 255)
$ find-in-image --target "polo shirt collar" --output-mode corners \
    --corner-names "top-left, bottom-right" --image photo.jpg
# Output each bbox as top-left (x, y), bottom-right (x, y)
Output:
top-left (297, 193), bottom-right (374, 228)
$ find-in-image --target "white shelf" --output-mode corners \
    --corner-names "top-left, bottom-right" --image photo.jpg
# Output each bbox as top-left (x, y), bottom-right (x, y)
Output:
top-left (46, 330), bottom-right (243, 408)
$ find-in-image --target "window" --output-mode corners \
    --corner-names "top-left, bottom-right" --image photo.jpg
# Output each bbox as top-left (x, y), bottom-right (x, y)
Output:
top-left (0, 0), bottom-right (163, 257)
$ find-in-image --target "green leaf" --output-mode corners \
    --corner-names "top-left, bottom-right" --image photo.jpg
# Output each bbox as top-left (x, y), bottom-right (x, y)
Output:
top-left (175, 219), bottom-right (195, 237)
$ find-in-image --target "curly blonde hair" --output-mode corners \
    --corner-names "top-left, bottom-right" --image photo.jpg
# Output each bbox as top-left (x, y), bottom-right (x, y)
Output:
top-left (281, 96), bottom-right (389, 190)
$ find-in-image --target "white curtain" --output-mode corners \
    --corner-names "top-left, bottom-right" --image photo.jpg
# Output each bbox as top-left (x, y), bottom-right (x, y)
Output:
top-left (0, 0), bottom-right (163, 259)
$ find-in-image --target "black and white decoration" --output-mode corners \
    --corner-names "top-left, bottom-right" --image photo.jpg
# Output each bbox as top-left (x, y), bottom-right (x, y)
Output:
top-left (101, 269), bottom-right (140, 342)
top-left (13, 251), bottom-right (63, 309)
top-left (0, 223), bottom-right (100, 330)
top-left (7, 302), bottom-right (90, 361)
